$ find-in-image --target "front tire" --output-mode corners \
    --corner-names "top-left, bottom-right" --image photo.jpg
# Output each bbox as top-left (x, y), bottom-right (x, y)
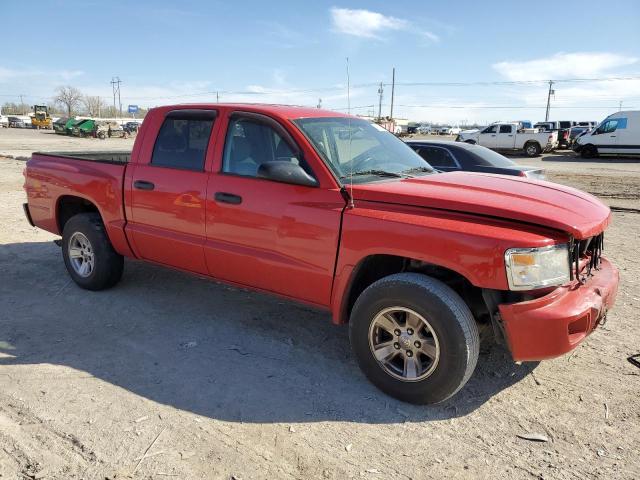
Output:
top-left (581, 144), bottom-right (598, 159)
top-left (62, 213), bottom-right (124, 290)
top-left (349, 273), bottom-right (479, 404)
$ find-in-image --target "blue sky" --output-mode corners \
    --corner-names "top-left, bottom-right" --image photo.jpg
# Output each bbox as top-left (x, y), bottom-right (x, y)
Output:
top-left (2, 0), bottom-right (640, 123)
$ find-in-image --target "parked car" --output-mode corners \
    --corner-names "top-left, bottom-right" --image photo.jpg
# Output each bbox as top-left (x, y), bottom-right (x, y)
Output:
top-left (417, 125), bottom-right (432, 134)
top-left (96, 121), bottom-right (127, 139)
top-left (534, 121), bottom-right (575, 149)
top-left (24, 103), bottom-right (618, 405)
top-left (568, 126), bottom-right (591, 146)
top-left (72, 119), bottom-right (96, 137)
top-left (577, 121), bottom-right (598, 128)
top-left (438, 126), bottom-right (451, 135)
top-left (448, 126), bottom-right (462, 136)
top-left (457, 122), bottom-right (558, 157)
top-left (573, 110), bottom-right (640, 158)
top-left (7, 116), bottom-right (27, 128)
top-left (53, 117), bottom-right (69, 134)
top-left (406, 140), bottom-right (545, 179)
top-left (63, 118), bottom-right (86, 135)
top-left (123, 121), bottom-right (140, 134)
top-left (0, 114), bottom-right (8, 128)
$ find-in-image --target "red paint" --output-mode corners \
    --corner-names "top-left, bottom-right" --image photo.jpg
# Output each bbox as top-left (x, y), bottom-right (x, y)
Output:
top-left (500, 258), bottom-right (619, 361)
top-left (24, 103), bottom-right (619, 362)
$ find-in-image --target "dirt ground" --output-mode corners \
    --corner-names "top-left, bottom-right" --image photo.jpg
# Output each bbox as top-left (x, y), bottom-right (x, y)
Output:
top-left (0, 129), bottom-right (639, 479)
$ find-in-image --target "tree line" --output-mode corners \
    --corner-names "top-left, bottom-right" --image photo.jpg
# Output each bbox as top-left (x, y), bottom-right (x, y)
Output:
top-left (2, 86), bottom-right (148, 118)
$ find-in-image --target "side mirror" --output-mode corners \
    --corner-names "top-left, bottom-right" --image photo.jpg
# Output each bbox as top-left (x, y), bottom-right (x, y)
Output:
top-left (257, 161), bottom-right (318, 187)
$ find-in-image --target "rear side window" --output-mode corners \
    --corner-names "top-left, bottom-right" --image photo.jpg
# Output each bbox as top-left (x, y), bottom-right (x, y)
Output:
top-left (499, 125), bottom-right (512, 134)
top-left (151, 111), bottom-right (216, 170)
top-left (417, 147), bottom-right (458, 168)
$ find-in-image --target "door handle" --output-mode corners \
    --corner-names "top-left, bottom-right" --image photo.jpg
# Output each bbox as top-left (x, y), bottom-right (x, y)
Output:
top-left (134, 180), bottom-right (155, 190)
top-left (214, 192), bottom-right (242, 205)
top-left (610, 135), bottom-right (616, 137)
top-left (491, 134), bottom-right (496, 137)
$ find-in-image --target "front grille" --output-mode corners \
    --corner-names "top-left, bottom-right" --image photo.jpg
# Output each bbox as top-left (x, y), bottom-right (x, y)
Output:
top-left (570, 232), bottom-right (604, 281)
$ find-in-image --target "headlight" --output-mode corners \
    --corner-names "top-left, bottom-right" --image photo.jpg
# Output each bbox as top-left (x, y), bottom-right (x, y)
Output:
top-left (504, 244), bottom-right (570, 290)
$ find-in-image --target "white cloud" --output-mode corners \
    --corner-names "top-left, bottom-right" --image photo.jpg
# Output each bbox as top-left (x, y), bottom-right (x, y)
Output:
top-left (330, 7), bottom-right (407, 38)
top-left (329, 7), bottom-right (438, 42)
top-left (0, 66), bottom-right (84, 83)
top-left (493, 52), bottom-right (638, 81)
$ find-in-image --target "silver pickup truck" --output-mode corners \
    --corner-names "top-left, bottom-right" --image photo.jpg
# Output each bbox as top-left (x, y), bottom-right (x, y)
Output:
top-left (456, 123), bottom-right (558, 157)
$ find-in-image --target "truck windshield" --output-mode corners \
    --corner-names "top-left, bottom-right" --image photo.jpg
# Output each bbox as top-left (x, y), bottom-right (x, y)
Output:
top-left (293, 117), bottom-right (435, 183)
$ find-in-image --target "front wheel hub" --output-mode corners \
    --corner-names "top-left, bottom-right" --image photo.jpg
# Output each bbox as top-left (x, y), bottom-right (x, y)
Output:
top-left (368, 306), bottom-right (440, 382)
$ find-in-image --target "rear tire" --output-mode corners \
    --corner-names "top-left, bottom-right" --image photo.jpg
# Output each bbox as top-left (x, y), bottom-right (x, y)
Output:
top-left (62, 213), bottom-right (124, 290)
top-left (581, 144), bottom-right (598, 159)
top-left (524, 142), bottom-right (541, 157)
top-left (349, 273), bottom-right (479, 404)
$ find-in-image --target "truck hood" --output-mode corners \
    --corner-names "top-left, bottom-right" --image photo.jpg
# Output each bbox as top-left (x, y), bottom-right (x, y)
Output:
top-left (351, 172), bottom-right (610, 239)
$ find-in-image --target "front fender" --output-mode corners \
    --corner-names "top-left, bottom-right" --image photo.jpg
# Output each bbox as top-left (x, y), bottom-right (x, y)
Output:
top-left (330, 200), bottom-right (565, 323)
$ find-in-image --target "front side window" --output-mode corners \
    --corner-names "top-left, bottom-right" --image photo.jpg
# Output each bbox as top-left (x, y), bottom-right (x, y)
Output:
top-left (293, 117), bottom-right (434, 183)
top-left (418, 147), bottom-right (458, 168)
top-left (223, 117), bottom-right (305, 178)
top-left (482, 125), bottom-right (497, 134)
top-left (151, 112), bottom-right (215, 170)
top-left (596, 119), bottom-right (619, 134)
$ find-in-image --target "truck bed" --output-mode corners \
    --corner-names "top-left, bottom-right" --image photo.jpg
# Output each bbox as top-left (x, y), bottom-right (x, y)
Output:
top-left (33, 151), bottom-right (131, 164)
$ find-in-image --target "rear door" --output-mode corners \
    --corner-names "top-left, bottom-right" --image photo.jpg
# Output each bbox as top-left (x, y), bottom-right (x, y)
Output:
top-left (126, 109), bottom-right (218, 274)
top-left (495, 124), bottom-right (516, 149)
top-left (478, 125), bottom-right (498, 148)
top-left (204, 111), bottom-right (345, 306)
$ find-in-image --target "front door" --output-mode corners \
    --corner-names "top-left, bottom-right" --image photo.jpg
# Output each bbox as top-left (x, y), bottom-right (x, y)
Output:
top-left (204, 113), bottom-right (345, 306)
top-left (478, 125), bottom-right (498, 148)
top-left (127, 110), bottom-right (217, 274)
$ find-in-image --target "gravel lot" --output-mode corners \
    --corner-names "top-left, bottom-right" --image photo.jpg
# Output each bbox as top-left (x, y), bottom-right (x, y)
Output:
top-left (1, 129), bottom-right (639, 479)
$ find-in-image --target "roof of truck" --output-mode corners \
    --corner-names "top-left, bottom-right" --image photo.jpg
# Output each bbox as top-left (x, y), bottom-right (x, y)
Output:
top-left (152, 103), bottom-right (352, 120)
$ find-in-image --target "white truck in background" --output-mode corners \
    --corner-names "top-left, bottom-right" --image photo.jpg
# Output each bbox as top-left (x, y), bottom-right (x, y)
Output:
top-left (456, 122), bottom-right (558, 157)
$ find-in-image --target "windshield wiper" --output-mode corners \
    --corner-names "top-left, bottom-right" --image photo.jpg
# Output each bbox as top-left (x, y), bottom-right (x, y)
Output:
top-left (401, 166), bottom-right (435, 175)
top-left (340, 169), bottom-right (409, 179)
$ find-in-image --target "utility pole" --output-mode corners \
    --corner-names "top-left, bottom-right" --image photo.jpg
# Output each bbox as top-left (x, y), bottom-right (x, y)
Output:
top-left (317, 98), bottom-right (322, 109)
top-left (619, 100), bottom-right (623, 111)
top-left (111, 77), bottom-right (122, 118)
top-left (390, 67), bottom-right (395, 119)
top-left (216, 91), bottom-right (219, 103)
top-left (377, 81), bottom-right (384, 121)
top-left (19, 94), bottom-right (25, 114)
top-left (544, 80), bottom-right (554, 122)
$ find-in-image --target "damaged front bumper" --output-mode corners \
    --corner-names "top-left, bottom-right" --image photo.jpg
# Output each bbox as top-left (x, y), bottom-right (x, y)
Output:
top-left (498, 257), bottom-right (619, 361)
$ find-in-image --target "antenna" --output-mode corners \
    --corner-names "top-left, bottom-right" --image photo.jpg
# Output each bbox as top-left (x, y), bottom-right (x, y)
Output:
top-left (346, 57), bottom-right (354, 209)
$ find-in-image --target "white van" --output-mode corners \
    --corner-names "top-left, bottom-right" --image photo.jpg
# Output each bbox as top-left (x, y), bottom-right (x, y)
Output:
top-left (574, 111), bottom-right (640, 158)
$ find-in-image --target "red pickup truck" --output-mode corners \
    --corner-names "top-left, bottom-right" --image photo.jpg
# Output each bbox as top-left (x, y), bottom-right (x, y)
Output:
top-left (23, 104), bottom-right (619, 404)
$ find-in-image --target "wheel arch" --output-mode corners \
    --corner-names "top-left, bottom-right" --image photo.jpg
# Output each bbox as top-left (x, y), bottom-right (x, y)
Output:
top-left (55, 194), bottom-right (104, 234)
top-left (333, 254), bottom-right (490, 327)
